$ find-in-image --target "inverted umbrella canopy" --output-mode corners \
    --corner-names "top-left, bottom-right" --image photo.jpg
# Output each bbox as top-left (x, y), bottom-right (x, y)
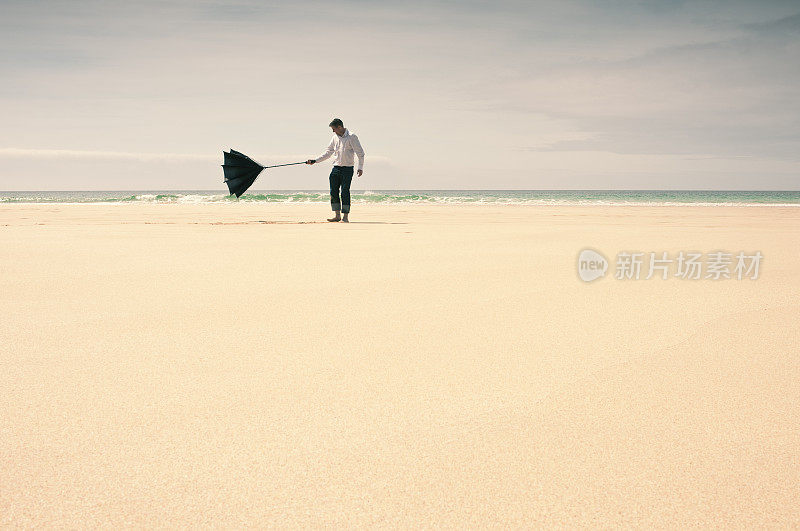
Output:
top-left (221, 149), bottom-right (307, 198)
top-left (222, 150), bottom-right (263, 198)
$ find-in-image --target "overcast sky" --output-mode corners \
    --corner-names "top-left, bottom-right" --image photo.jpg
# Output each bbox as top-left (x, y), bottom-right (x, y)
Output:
top-left (1, 0), bottom-right (798, 190)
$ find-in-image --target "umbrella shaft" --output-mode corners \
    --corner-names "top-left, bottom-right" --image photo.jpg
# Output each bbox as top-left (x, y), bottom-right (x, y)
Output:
top-left (264, 161), bottom-right (307, 169)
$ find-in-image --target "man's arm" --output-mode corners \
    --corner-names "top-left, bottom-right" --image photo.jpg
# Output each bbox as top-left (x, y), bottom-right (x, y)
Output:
top-left (310, 137), bottom-right (335, 164)
top-left (351, 134), bottom-right (365, 174)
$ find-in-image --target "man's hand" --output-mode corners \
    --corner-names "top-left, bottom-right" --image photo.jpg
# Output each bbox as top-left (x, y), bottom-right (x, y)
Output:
top-left (357, 169), bottom-right (363, 177)
top-left (305, 159), bottom-right (316, 165)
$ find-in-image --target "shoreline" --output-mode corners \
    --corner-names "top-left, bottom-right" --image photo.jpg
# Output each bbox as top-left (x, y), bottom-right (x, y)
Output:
top-left (3, 201), bottom-right (800, 207)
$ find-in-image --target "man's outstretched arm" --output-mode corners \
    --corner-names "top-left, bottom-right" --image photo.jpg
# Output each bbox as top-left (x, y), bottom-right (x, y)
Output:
top-left (306, 137), bottom-right (335, 165)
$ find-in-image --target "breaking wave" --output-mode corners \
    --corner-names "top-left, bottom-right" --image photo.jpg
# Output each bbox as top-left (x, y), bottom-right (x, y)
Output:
top-left (2, 190), bottom-right (800, 206)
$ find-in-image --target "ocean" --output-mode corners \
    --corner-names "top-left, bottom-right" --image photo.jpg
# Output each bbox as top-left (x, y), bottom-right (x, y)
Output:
top-left (1, 190), bottom-right (799, 206)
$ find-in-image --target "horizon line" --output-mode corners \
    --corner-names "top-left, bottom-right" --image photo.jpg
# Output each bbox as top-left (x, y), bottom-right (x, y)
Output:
top-left (2, 189), bottom-right (800, 193)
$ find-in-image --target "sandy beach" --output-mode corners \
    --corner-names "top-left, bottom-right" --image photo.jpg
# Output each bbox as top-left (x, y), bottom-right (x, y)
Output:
top-left (1, 202), bottom-right (799, 527)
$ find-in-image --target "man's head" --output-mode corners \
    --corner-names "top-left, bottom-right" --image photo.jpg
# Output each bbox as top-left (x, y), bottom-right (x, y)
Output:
top-left (329, 118), bottom-right (345, 136)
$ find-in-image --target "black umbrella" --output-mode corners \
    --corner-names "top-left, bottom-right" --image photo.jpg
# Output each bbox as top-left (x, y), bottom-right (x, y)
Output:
top-left (222, 149), bottom-right (307, 198)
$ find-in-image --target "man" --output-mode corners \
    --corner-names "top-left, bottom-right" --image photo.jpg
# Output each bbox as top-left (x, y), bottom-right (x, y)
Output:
top-left (306, 118), bottom-right (364, 223)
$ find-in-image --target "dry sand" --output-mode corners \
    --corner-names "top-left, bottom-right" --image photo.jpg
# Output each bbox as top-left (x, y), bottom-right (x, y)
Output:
top-left (1, 202), bottom-right (799, 527)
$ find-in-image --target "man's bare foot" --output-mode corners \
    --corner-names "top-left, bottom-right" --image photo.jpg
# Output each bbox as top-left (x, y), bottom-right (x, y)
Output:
top-left (327, 216), bottom-right (341, 222)
top-left (342, 215), bottom-right (349, 223)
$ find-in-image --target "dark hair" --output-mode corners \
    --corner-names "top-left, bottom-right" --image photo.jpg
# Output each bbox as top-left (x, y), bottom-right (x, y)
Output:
top-left (329, 118), bottom-right (344, 128)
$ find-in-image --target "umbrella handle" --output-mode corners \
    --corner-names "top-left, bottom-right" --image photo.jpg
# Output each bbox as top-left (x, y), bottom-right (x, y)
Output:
top-left (262, 161), bottom-right (309, 169)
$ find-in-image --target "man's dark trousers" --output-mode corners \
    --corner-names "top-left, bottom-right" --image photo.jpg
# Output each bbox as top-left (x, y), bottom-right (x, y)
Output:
top-left (329, 165), bottom-right (354, 214)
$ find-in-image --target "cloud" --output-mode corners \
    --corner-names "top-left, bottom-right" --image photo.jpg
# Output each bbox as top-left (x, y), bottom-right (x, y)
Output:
top-left (495, 12), bottom-right (800, 160)
top-left (0, 0), bottom-right (797, 189)
top-left (0, 147), bottom-right (392, 165)
top-left (0, 147), bottom-right (218, 161)
top-left (742, 11), bottom-right (800, 34)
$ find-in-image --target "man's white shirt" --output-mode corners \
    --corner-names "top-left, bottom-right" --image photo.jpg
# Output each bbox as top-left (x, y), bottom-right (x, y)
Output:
top-left (315, 128), bottom-right (365, 171)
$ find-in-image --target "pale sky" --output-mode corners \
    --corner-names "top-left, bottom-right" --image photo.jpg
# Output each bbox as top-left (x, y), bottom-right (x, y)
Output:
top-left (1, 0), bottom-right (798, 190)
